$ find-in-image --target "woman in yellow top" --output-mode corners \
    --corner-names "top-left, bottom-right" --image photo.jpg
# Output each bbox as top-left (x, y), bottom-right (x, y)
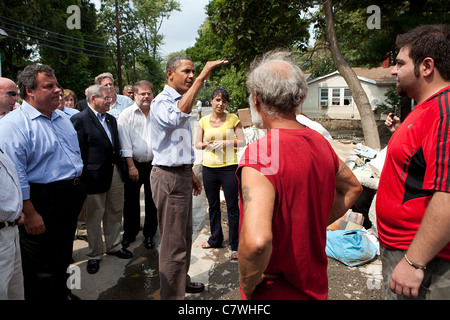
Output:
top-left (195, 87), bottom-right (245, 260)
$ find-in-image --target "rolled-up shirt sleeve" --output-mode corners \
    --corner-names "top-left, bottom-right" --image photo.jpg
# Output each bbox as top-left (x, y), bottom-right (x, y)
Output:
top-left (150, 85), bottom-right (195, 167)
top-left (0, 120), bottom-right (31, 200)
top-left (153, 98), bottom-right (191, 130)
top-left (0, 150), bottom-right (23, 221)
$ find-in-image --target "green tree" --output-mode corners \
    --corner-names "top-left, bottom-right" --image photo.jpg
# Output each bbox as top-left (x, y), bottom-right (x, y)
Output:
top-left (375, 86), bottom-right (401, 115)
top-left (98, 0), bottom-right (180, 92)
top-left (332, 0), bottom-right (450, 67)
top-left (186, 22), bottom-right (233, 108)
top-left (0, 0), bottom-right (110, 99)
top-left (186, 22), bottom-right (227, 65)
top-left (206, 0), bottom-right (310, 68)
top-left (214, 67), bottom-right (246, 114)
top-left (187, 0), bottom-right (312, 111)
top-left (132, 0), bottom-right (181, 59)
top-left (316, 0), bottom-right (450, 147)
top-left (0, 0), bottom-right (34, 79)
top-left (323, 0), bottom-right (381, 148)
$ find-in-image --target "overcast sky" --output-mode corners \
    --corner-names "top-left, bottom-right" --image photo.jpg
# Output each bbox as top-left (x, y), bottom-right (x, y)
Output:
top-left (159, 0), bottom-right (210, 57)
top-left (93, 0), bottom-right (209, 57)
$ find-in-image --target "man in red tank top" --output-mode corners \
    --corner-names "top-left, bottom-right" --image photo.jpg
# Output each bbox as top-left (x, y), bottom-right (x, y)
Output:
top-left (237, 49), bottom-right (362, 300)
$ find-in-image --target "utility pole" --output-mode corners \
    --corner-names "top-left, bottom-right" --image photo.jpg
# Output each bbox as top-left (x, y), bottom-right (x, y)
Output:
top-left (115, 0), bottom-right (123, 94)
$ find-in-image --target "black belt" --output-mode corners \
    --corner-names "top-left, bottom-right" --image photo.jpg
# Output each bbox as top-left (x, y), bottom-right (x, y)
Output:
top-left (50, 177), bottom-right (81, 186)
top-left (135, 161), bottom-right (153, 167)
top-left (0, 219), bottom-right (20, 230)
top-left (29, 177), bottom-right (82, 189)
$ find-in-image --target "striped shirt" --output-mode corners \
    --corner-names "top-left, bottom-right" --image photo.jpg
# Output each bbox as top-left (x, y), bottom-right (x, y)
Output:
top-left (376, 86), bottom-right (450, 260)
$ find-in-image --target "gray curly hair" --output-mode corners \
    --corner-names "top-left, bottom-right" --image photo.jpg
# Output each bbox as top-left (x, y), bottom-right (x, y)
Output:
top-left (246, 49), bottom-right (308, 118)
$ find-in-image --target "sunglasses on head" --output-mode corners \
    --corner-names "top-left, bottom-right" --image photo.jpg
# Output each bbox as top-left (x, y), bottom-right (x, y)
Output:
top-left (0, 90), bottom-right (18, 96)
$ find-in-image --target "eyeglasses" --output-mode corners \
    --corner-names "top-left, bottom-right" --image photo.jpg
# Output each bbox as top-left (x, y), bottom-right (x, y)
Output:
top-left (0, 90), bottom-right (18, 97)
top-left (95, 95), bottom-right (112, 102)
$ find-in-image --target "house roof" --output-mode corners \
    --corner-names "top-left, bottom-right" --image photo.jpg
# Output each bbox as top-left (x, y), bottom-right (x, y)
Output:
top-left (308, 66), bottom-right (396, 86)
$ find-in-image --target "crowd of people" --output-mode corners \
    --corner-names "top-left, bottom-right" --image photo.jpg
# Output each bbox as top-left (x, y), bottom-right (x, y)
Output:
top-left (0, 24), bottom-right (449, 301)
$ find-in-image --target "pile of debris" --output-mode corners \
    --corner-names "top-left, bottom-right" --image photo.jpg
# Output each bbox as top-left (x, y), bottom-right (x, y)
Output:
top-left (235, 109), bottom-right (386, 267)
top-left (326, 138), bottom-right (387, 266)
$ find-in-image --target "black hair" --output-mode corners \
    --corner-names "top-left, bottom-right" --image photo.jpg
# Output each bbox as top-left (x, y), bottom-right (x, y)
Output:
top-left (210, 87), bottom-right (230, 102)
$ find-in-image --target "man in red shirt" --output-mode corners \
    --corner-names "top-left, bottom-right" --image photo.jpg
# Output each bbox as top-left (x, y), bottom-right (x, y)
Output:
top-left (237, 49), bottom-right (362, 300)
top-left (377, 24), bottom-right (450, 299)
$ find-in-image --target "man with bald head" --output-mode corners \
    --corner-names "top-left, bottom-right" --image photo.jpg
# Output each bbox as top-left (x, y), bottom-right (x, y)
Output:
top-left (0, 77), bottom-right (19, 120)
top-left (237, 50), bottom-right (362, 300)
top-left (0, 76), bottom-right (24, 299)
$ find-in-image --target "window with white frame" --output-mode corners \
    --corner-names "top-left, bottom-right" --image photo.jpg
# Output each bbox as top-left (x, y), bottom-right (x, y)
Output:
top-left (320, 88), bottom-right (328, 107)
top-left (332, 88), bottom-right (341, 105)
top-left (319, 88), bottom-right (353, 107)
top-left (344, 88), bottom-right (352, 105)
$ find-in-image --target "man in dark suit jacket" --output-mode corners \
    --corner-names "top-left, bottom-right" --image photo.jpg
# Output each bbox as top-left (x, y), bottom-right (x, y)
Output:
top-left (71, 84), bottom-right (132, 275)
top-left (76, 98), bottom-right (88, 112)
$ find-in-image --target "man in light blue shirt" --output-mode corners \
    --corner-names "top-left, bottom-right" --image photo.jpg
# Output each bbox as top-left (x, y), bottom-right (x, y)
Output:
top-left (0, 64), bottom-right (86, 300)
top-left (151, 84), bottom-right (195, 167)
top-left (150, 55), bottom-right (227, 299)
top-left (1, 100), bottom-right (83, 200)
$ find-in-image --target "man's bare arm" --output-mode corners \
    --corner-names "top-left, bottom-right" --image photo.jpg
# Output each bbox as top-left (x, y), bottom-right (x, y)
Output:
top-left (22, 199), bottom-right (45, 235)
top-left (390, 191), bottom-right (450, 297)
top-left (328, 158), bottom-right (363, 226)
top-left (238, 166), bottom-right (275, 299)
top-left (177, 60), bottom-right (228, 114)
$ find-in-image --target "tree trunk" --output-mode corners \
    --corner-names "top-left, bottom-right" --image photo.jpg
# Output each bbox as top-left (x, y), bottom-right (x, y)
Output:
top-left (324, 0), bottom-right (381, 149)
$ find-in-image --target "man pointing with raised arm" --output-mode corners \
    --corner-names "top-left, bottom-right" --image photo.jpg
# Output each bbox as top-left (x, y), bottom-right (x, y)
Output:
top-left (150, 56), bottom-right (228, 300)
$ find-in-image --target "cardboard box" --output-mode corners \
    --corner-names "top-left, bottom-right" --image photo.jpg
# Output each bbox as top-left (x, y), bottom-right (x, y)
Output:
top-left (238, 108), bottom-right (252, 127)
top-left (327, 210), bottom-right (365, 231)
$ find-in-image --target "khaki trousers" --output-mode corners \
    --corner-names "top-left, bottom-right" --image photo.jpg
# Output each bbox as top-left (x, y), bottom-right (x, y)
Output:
top-left (85, 166), bottom-right (124, 260)
top-left (380, 245), bottom-right (450, 300)
top-left (0, 226), bottom-right (24, 300)
top-left (151, 165), bottom-right (193, 300)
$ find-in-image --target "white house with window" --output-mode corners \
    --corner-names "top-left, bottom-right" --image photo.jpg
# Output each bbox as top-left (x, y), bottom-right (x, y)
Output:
top-left (301, 66), bottom-right (396, 119)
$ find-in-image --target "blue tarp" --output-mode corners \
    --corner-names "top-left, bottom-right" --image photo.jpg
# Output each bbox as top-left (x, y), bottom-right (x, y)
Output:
top-left (326, 229), bottom-right (378, 266)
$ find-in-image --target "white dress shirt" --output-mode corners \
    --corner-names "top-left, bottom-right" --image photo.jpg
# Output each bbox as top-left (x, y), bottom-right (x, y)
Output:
top-left (0, 148), bottom-right (23, 222)
top-left (118, 103), bottom-right (153, 163)
top-left (89, 105), bottom-right (112, 143)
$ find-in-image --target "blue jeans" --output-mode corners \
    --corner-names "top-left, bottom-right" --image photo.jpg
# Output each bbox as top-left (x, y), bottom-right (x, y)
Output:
top-left (202, 165), bottom-right (239, 251)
